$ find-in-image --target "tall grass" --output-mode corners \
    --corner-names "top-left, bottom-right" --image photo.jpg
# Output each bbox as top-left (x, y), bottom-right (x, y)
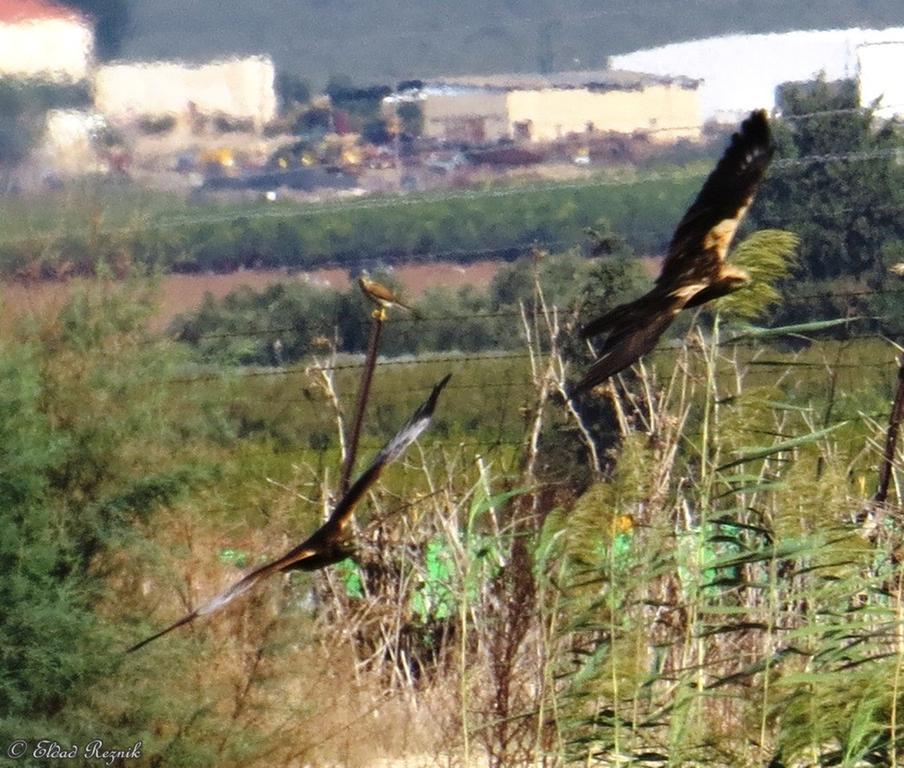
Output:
top-left (551, 234), bottom-right (904, 766)
top-left (13, 237), bottom-right (904, 766)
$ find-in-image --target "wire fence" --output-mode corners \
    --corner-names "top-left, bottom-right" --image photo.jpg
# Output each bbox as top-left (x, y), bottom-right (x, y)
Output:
top-left (151, 315), bottom-right (904, 391)
top-left (154, 283), bottom-right (904, 344)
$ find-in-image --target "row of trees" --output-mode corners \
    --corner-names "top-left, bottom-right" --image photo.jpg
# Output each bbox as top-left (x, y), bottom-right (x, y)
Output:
top-left (170, 243), bottom-right (650, 365)
top-left (759, 78), bottom-right (903, 282)
top-left (0, 172), bottom-right (698, 277)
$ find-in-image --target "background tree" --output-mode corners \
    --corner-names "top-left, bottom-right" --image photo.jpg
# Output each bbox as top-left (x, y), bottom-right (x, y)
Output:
top-left (276, 71), bottom-right (312, 111)
top-left (0, 283), bottom-right (216, 763)
top-left (0, 80), bottom-right (39, 180)
top-left (397, 101), bottom-right (424, 139)
top-left (756, 78), bottom-right (903, 283)
top-left (63, 0), bottom-right (132, 59)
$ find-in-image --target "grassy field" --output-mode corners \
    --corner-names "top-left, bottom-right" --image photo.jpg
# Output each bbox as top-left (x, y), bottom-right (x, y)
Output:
top-left (111, 318), bottom-right (904, 766)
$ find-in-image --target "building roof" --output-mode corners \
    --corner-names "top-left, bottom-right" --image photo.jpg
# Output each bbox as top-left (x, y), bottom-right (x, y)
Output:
top-left (609, 26), bottom-right (904, 122)
top-left (423, 69), bottom-right (699, 92)
top-left (0, 0), bottom-right (88, 24)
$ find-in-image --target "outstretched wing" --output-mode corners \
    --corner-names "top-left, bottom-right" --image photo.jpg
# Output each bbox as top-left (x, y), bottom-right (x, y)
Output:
top-left (657, 109), bottom-right (773, 289)
top-left (578, 284), bottom-right (672, 341)
top-left (324, 373), bottom-right (451, 532)
top-left (125, 545), bottom-right (319, 653)
top-left (573, 111), bottom-right (773, 390)
top-left (127, 374), bottom-right (452, 653)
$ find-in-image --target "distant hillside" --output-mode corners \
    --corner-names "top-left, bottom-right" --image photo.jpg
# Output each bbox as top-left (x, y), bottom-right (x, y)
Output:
top-left (121, 0), bottom-right (904, 86)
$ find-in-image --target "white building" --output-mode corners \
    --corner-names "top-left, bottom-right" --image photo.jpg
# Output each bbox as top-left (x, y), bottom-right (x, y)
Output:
top-left (94, 56), bottom-right (278, 132)
top-left (858, 40), bottom-right (904, 120)
top-left (609, 27), bottom-right (904, 123)
top-left (0, 0), bottom-right (94, 82)
top-left (37, 109), bottom-right (108, 174)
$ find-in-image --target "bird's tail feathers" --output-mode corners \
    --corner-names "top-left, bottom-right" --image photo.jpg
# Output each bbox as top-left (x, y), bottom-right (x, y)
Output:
top-left (403, 304), bottom-right (424, 320)
top-left (572, 297), bottom-right (684, 394)
top-left (578, 290), bottom-right (667, 342)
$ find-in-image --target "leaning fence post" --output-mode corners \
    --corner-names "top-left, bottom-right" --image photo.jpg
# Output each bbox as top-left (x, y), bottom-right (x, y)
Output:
top-left (339, 310), bottom-right (384, 495)
top-left (876, 353), bottom-right (904, 504)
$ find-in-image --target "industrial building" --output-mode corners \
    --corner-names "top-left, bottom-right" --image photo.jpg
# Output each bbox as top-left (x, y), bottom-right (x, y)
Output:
top-left (384, 70), bottom-right (701, 145)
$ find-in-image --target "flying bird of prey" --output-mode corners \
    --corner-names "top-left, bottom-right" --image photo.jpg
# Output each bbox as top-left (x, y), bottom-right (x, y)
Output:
top-left (573, 109), bottom-right (774, 394)
top-left (127, 373), bottom-right (451, 653)
top-left (358, 275), bottom-right (421, 318)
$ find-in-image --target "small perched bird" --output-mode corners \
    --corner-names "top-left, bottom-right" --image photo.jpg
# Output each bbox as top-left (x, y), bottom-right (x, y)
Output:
top-left (127, 374), bottom-right (452, 653)
top-left (573, 109), bottom-right (775, 394)
top-left (358, 274), bottom-right (421, 319)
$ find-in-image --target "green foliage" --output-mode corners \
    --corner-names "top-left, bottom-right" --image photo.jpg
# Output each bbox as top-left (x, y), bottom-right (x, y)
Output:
top-left (554, 308), bottom-right (904, 764)
top-left (397, 101), bottom-right (424, 138)
top-left (0, 78), bottom-right (89, 169)
top-left (171, 282), bottom-right (364, 364)
top-left (0, 282), bottom-right (220, 762)
top-left (0, 92), bottom-right (34, 170)
top-left (275, 71), bottom-right (312, 110)
top-left (171, 249), bottom-right (638, 364)
top-left (574, 253), bottom-right (650, 324)
top-left (336, 556), bottom-right (365, 599)
top-left (411, 538), bottom-right (456, 622)
top-left (0, 345), bottom-right (87, 720)
top-left (715, 229), bottom-right (799, 320)
top-left (758, 79), bottom-right (904, 287)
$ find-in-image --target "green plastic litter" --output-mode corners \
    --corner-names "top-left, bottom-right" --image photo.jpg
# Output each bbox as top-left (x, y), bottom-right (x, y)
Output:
top-left (218, 548), bottom-right (249, 568)
top-left (412, 538), bottom-right (456, 622)
top-left (336, 557), bottom-right (365, 599)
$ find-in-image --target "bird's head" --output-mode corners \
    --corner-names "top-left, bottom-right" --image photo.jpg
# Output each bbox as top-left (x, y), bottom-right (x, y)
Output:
top-left (722, 264), bottom-right (751, 291)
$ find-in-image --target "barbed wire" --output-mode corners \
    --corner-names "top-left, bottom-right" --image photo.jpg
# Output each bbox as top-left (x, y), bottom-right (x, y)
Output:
top-left (156, 346), bottom-right (899, 404)
top-left (772, 147), bottom-right (901, 168)
top-left (153, 283), bottom-right (904, 344)
top-left (2, 139), bottom-right (900, 249)
top-left (161, 351), bottom-right (533, 385)
top-left (217, 378), bottom-right (535, 402)
top-left (154, 328), bottom-right (904, 388)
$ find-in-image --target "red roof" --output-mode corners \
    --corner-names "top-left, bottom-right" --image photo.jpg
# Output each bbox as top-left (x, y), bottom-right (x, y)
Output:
top-left (0, 0), bottom-right (88, 24)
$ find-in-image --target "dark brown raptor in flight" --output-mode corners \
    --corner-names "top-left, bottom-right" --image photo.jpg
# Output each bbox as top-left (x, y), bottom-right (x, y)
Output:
top-left (127, 374), bottom-right (451, 653)
top-left (574, 109), bottom-right (774, 393)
